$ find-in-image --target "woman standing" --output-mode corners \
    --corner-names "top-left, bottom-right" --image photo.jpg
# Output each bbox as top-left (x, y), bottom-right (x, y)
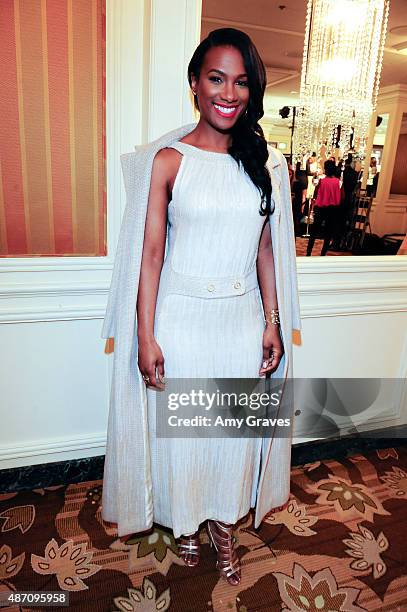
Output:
top-left (101, 28), bottom-right (301, 586)
top-left (306, 160), bottom-right (342, 256)
top-left (305, 153), bottom-right (318, 200)
top-left (292, 162), bottom-right (308, 236)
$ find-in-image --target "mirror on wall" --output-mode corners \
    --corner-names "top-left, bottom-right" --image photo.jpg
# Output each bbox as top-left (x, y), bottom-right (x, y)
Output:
top-left (201, 0), bottom-right (407, 257)
top-left (0, 1), bottom-right (106, 258)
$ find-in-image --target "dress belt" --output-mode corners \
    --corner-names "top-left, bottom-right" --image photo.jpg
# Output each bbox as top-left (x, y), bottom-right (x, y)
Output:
top-left (159, 264), bottom-right (259, 299)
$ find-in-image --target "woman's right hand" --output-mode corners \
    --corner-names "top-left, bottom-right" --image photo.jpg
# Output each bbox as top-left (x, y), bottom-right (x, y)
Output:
top-left (138, 335), bottom-right (165, 390)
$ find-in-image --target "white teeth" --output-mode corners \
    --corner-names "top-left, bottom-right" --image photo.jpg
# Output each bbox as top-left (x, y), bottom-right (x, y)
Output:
top-left (214, 104), bottom-right (237, 114)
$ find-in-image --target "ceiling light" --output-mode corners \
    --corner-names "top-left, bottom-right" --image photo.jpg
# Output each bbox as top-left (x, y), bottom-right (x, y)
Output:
top-left (294, 0), bottom-right (390, 159)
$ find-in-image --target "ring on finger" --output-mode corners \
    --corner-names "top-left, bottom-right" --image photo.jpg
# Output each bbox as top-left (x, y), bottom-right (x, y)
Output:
top-left (143, 374), bottom-right (150, 384)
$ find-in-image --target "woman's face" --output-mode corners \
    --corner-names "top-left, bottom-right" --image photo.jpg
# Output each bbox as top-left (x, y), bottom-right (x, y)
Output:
top-left (191, 45), bottom-right (250, 130)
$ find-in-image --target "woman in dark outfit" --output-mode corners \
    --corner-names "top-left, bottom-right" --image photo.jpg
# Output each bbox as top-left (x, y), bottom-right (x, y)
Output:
top-left (292, 162), bottom-right (308, 236)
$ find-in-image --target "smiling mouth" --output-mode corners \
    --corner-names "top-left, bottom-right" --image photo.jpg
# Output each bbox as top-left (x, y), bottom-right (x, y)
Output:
top-left (213, 103), bottom-right (239, 118)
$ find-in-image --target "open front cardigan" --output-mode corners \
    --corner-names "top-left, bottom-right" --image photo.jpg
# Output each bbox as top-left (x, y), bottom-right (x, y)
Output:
top-left (100, 123), bottom-right (301, 536)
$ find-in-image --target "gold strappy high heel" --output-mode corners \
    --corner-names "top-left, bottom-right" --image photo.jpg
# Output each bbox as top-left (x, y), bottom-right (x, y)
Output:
top-left (178, 532), bottom-right (200, 567)
top-left (207, 520), bottom-right (241, 585)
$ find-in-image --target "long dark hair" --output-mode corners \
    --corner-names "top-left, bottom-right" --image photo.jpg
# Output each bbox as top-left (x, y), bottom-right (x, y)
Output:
top-left (188, 28), bottom-right (273, 216)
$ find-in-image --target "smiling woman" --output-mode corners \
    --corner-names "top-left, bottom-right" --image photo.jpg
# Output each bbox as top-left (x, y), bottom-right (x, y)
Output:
top-left (193, 52), bottom-right (249, 121)
top-left (101, 27), bottom-right (301, 588)
top-left (185, 29), bottom-right (273, 216)
top-left (191, 48), bottom-right (249, 122)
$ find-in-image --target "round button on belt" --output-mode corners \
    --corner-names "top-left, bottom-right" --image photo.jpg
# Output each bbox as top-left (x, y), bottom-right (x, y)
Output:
top-left (234, 281), bottom-right (241, 289)
top-left (207, 284), bottom-right (215, 292)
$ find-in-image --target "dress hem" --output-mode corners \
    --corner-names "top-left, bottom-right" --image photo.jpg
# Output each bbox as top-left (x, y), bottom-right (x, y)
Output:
top-left (155, 506), bottom-right (255, 539)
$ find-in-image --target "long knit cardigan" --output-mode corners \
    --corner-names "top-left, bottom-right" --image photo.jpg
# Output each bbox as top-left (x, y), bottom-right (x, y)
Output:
top-left (100, 122), bottom-right (301, 537)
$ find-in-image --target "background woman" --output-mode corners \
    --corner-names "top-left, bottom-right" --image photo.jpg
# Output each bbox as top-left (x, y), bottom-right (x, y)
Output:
top-left (292, 162), bottom-right (308, 236)
top-left (306, 159), bottom-right (342, 256)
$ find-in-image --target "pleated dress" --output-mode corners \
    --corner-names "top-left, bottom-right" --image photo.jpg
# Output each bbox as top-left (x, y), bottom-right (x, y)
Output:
top-left (147, 141), bottom-right (269, 538)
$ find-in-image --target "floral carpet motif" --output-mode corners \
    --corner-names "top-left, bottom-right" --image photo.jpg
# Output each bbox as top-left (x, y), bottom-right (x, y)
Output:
top-left (295, 237), bottom-right (352, 257)
top-left (0, 446), bottom-right (406, 611)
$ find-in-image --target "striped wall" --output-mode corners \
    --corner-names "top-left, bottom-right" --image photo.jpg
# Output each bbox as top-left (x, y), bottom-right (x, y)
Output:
top-left (0, 0), bottom-right (106, 257)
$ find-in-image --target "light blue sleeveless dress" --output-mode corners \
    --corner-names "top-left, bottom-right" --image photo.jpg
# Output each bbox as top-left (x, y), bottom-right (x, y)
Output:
top-left (147, 141), bottom-right (268, 538)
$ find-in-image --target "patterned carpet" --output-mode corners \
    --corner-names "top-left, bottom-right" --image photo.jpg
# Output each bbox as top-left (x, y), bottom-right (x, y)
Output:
top-left (1, 446), bottom-right (406, 611)
top-left (295, 237), bottom-right (353, 257)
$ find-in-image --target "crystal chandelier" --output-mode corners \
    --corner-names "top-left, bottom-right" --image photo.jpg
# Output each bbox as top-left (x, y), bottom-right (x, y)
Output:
top-left (293, 0), bottom-right (390, 161)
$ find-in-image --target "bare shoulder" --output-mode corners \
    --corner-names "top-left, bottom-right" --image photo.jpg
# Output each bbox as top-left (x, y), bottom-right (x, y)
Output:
top-left (153, 147), bottom-right (182, 170)
top-left (151, 147), bottom-right (182, 184)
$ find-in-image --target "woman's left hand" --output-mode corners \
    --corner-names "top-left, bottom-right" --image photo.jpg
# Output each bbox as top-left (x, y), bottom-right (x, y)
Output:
top-left (259, 324), bottom-right (284, 376)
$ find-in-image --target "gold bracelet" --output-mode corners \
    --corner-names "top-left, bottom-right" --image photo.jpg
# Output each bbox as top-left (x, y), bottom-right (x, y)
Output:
top-left (265, 308), bottom-right (280, 326)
